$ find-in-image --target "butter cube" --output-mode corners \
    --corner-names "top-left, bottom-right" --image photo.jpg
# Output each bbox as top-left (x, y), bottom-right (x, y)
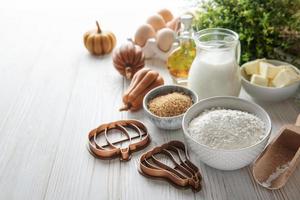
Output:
top-left (244, 59), bottom-right (263, 75)
top-left (268, 80), bottom-right (274, 87)
top-left (250, 74), bottom-right (269, 87)
top-left (272, 68), bottom-right (300, 88)
top-left (259, 62), bottom-right (282, 79)
top-left (280, 65), bottom-right (298, 74)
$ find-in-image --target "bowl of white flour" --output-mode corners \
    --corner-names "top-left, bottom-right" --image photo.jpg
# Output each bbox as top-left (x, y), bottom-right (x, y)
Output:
top-left (182, 96), bottom-right (271, 170)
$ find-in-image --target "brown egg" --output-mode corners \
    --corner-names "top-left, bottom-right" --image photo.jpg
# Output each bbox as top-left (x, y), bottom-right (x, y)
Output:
top-left (146, 14), bottom-right (166, 32)
top-left (166, 17), bottom-right (181, 32)
top-left (156, 28), bottom-right (175, 52)
top-left (134, 24), bottom-right (156, 47)
top-left (157, 8), bottom-right (174, 23)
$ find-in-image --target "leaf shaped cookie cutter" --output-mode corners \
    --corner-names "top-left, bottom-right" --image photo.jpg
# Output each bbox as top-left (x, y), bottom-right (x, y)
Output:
top-left (88, 119), bottom-right (150, 161)
top-left (139, 140), bottom-right (202, 192)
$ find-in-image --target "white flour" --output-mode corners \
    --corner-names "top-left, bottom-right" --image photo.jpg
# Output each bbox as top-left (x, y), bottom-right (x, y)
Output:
top-left (261, 162), bottom-right (290, 188)
top-left (188, 108), bottom-right (266, 150)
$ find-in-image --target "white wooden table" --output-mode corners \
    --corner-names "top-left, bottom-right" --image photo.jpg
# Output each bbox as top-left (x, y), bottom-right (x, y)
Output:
top-left (0, 1), bottom-right (299, 199)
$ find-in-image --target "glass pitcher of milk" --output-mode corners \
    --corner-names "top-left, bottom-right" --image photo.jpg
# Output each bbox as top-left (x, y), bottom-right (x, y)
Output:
top-left (188, 28), bottom-right (241, 99)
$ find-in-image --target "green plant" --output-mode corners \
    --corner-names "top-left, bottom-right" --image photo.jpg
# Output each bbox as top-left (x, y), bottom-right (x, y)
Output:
top-left (193, 0), bottom-right (300, 65)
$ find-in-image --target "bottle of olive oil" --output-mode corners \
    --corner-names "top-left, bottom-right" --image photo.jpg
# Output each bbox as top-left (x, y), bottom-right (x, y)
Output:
top-left (167, 14), bottom-right (196, 85)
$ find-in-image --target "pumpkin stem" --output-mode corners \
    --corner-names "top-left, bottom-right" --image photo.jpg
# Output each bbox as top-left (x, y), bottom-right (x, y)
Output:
top-left (119, 104), bottom-right (131, 111)
top-left (96, 21), bottom-right (102, 33)
top-left (125, 67), bottom-right (132, 79)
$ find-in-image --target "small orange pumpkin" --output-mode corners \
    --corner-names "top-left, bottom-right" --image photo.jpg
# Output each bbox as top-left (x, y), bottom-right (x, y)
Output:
top-left (83, 21), bottom-right (116, 55)
top-left (113, 40), bottom-right (145, 79)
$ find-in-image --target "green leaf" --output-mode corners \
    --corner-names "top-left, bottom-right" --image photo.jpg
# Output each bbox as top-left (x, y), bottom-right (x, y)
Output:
top-left (193, 0), bottom-right (300, 65)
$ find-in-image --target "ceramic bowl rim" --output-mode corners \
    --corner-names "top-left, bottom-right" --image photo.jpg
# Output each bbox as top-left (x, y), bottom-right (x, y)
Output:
top-left (143, 85), bottom-right (199, 120)
top-left (182, 96), bottom-right (272, 152)
top-left (240, 59), bottom-right (300, 90)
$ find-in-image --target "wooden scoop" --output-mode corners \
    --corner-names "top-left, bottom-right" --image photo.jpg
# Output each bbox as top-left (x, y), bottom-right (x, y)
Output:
top-left (252, 114), bottom-right (300, 189)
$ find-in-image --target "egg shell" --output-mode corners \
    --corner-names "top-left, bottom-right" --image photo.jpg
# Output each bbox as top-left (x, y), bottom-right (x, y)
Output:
top-left (156, 28), bottom-right (175, 52)
top-left (166, 17), bottom-right (181, 32)
top-left (146, 14), bottom-right (166, 32)
top-left (157, 8), bottom-right (174, 23)
top-left (134, 24), bottom-right (156, 47)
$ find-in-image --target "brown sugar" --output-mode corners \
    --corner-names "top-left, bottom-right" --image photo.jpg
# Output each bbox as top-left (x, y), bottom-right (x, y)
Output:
top-left (148, 92), bottom-right (193, 117)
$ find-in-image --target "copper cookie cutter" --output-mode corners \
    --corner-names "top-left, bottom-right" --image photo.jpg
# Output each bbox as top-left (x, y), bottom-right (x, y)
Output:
top-left (139, 140), bottom-right (202, 192)
top-left (88, 119), bottom-right (150, 161)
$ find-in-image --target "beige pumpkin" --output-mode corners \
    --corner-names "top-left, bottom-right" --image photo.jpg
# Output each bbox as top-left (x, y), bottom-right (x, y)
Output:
top-left (83, 21), bottom-right (116, 55)
top-left (157, 8), bottom-right (174, 23)
top-left (146, 14), bottom-right (166, 32)
top-left (134, 24), bottom-right (156, 47)
top-left (113, 40), bottom-right (145, 79)
top-left (156, 28), bottom-right (175, 52)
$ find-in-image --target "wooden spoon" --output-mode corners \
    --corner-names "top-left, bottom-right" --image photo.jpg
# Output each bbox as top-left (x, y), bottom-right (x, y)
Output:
top-left (252, 114), bottom-right (300, 189)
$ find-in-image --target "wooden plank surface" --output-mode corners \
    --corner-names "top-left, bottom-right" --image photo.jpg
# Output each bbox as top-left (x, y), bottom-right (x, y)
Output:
top-left (0, 1), bottom-right (299, 199)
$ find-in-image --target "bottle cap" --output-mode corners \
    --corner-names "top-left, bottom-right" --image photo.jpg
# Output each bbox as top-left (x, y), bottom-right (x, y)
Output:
top-left (180, 14), bottom-right (193, 31)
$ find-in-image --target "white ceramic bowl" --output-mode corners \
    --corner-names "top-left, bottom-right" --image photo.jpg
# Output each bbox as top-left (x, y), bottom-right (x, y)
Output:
top-left (143, 85), bottom-right (198, 130)
top-left (241, 59), bottom-right (300, 101)
top-left (182, 96), bottom-right (272, 170)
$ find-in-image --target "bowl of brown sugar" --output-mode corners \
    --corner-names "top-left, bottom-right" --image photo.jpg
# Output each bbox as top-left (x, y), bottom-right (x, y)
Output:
top-left (143, 85), bottom-right (198, 130)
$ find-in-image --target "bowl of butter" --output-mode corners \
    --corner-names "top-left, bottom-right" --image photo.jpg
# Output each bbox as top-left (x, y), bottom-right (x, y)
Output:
top-left (241, 59), bottom-right (300, 101)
